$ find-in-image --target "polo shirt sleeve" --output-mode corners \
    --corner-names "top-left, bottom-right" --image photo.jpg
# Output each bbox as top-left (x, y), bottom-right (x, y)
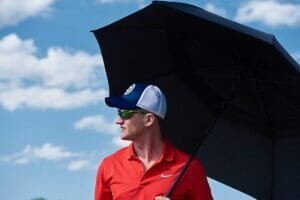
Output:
top-left (185, 159), bottom-right (213, 200)
top-left (94, 159), bottom-right (113, 200)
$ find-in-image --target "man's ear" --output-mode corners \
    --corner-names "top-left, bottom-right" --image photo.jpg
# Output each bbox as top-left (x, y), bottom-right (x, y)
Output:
top-left (144, 113), bottom-right (155, 127)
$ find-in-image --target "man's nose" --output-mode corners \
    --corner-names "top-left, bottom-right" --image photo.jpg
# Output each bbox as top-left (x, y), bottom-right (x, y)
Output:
top-left (115, 116), bottom-right (124, 124)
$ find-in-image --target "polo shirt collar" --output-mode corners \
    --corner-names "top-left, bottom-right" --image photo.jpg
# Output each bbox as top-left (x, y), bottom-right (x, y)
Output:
top-left (127, 139), bottom-right (174, 162)
top-left (127, 142), bottom-right (137, 160)
top-left (162, 139), bottom-right (174, 162)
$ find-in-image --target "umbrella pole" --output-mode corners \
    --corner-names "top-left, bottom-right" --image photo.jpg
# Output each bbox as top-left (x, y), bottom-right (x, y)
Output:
top-left (166, 74), bottom-right (242, 198)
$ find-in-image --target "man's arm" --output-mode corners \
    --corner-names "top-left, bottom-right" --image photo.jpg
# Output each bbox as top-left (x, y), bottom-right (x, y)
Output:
top-left (154, 196), bottom-right (170, 200)
top-left (186, 159), bottom-right (213, 200)
top-left (94, 161), bottom-right (113, 200)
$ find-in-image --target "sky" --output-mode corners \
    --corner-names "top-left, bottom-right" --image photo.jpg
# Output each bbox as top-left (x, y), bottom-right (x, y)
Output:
top-left (0, 0), bottom-right (299, 199)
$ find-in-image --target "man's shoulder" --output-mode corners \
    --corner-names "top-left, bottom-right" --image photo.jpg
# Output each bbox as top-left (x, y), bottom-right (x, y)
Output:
top-left (103, 145), bottom-right (130, 163)
top-left (171, 144), bottom-right (189, 160)
top-left (170, 143), bottom-right (205, 168)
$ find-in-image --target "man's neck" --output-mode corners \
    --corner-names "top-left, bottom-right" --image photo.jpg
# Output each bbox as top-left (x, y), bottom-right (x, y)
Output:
top-left (133, 132), bottom-right (164, 170)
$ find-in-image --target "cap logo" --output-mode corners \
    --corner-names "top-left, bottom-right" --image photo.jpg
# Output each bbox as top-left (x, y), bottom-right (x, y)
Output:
top-left (124, 84), bottom-right (135, 95)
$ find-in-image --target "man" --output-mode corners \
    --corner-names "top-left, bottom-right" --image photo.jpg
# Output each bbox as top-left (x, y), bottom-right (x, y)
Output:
top-left (95, 83), bottom-right (213, 200)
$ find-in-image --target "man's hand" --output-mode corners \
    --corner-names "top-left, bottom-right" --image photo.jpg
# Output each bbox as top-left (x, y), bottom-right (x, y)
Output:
top-left (154, 196), bottom-right (170, 200)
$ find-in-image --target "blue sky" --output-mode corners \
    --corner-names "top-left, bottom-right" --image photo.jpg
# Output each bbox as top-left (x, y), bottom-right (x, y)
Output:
top-left (0, 0), bottom-right (299, 199)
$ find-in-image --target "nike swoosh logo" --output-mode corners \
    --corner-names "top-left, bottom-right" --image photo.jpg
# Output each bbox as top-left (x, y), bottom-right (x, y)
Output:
top-left (161, 174), bottom-right (173, 178)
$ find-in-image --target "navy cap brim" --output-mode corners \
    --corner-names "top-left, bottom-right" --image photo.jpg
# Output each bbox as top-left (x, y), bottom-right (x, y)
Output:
top-left (105, 96), bottom-right (139, 110)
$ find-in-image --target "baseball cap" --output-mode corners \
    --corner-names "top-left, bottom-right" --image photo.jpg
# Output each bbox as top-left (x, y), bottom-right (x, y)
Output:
top-left (105, 83), bottom-right (167, 119)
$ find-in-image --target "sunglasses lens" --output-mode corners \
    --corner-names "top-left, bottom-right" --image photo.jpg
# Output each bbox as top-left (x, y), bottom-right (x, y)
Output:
top-left (118, 110), bottom-right (135, 119)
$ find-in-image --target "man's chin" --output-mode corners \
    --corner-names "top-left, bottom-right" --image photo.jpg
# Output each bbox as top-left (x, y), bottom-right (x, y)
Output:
top-left (121, 136), bottom-right (135, 141)
top-left (121, 135), bottom-right (130, 141)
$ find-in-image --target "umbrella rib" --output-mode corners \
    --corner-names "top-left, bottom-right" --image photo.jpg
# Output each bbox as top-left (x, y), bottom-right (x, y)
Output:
top-left (246, 78), bottom-right (300, 85)
top-left (251, 76), bottom-right (276, 200)
top-left (251, 67), bottom-right (300, 125)
top-left (249, 79), bottom-right (272, 136)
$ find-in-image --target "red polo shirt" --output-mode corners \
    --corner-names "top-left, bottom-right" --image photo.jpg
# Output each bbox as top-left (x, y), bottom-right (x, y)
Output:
top-left (95, 140), bottom-right (213, 200)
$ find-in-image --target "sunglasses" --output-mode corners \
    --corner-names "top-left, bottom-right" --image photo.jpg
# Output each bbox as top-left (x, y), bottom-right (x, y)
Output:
top-left (117, 109), bottom-right (147, 120)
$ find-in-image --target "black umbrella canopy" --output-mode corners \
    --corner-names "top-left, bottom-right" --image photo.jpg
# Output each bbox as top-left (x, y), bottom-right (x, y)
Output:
top-left (92, 1), bottom-right (300, 199)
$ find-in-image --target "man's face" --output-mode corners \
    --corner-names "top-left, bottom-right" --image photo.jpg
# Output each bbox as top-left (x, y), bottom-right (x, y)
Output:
top-left (115, 110), bottom-right (147, 141)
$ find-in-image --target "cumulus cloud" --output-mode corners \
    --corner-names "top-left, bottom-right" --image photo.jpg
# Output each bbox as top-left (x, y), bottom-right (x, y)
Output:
top-left (0, 0), bottom-right (56, 28)
top-left (1, 143), bottom-right (78, 165)
top-left (74, 115), bottom-right (130, 147)
top-left (204, 3), bottom-right (227, 17)
top-left (0, 87), bottom-right (106, 111)
top-left (112, 136), bottom-right (131, 147)
top-left (0, 143), bottom-right (103, 171)
top-left (67, 159), bottom-right (90, 171)
top-left (0, 34), bottom-right (106, 111)
top-left (74, 115), bottom-right (118, 134)
top-left (235, 0), bottom-right (300, 27)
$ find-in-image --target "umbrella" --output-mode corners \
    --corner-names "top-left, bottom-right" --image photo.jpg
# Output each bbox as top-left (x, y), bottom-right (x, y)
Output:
top-left (92, 1), bottom-right (300, 199)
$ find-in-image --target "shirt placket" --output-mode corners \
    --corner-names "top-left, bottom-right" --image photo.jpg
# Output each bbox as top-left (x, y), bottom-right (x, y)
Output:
top-left (140, 156), bottom-right (164, 186)
top-left (130, 155), bottom-right (147, 184)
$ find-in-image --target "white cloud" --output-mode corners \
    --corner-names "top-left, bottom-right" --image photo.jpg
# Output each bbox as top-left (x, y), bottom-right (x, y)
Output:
top-left (0, 33), bottom-right (106, 111)
top-left (67, 159), bottom-right (89, 171)
top-left (0, 0), bottom-right (56, 28)
top-left (204, 3), bottom-right (227, 17)
top-left (74, 115), bottom-right (130, 147)
top-left (1, 143), bottom-right (77, 165)
top-left (74, 115), bottom-right (118, 134)
top-left (235, 0), bottom-right (300, 27)
top-left (0, 87), bottom-right (106, 111)
top-left (112, 136), bottom-right (131, 147)
top-left (0, 34), bottom-right (104, 89)
top-left (0, 143), bottom-right (108, 171)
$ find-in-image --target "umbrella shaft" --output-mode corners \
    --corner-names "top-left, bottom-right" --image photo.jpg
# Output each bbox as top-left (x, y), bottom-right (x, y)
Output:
top-left (166, 74), bottom-right (242, 197)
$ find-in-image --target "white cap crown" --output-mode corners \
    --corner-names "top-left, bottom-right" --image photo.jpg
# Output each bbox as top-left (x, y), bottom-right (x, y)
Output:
top-left (137, 85), bottom-right (167, 119)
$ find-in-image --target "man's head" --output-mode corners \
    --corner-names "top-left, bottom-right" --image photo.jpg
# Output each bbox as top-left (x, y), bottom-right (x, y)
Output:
top-left (105, 83), bottom-right (167, 119)
top-left (105, 83), bottom-right (167, 140)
